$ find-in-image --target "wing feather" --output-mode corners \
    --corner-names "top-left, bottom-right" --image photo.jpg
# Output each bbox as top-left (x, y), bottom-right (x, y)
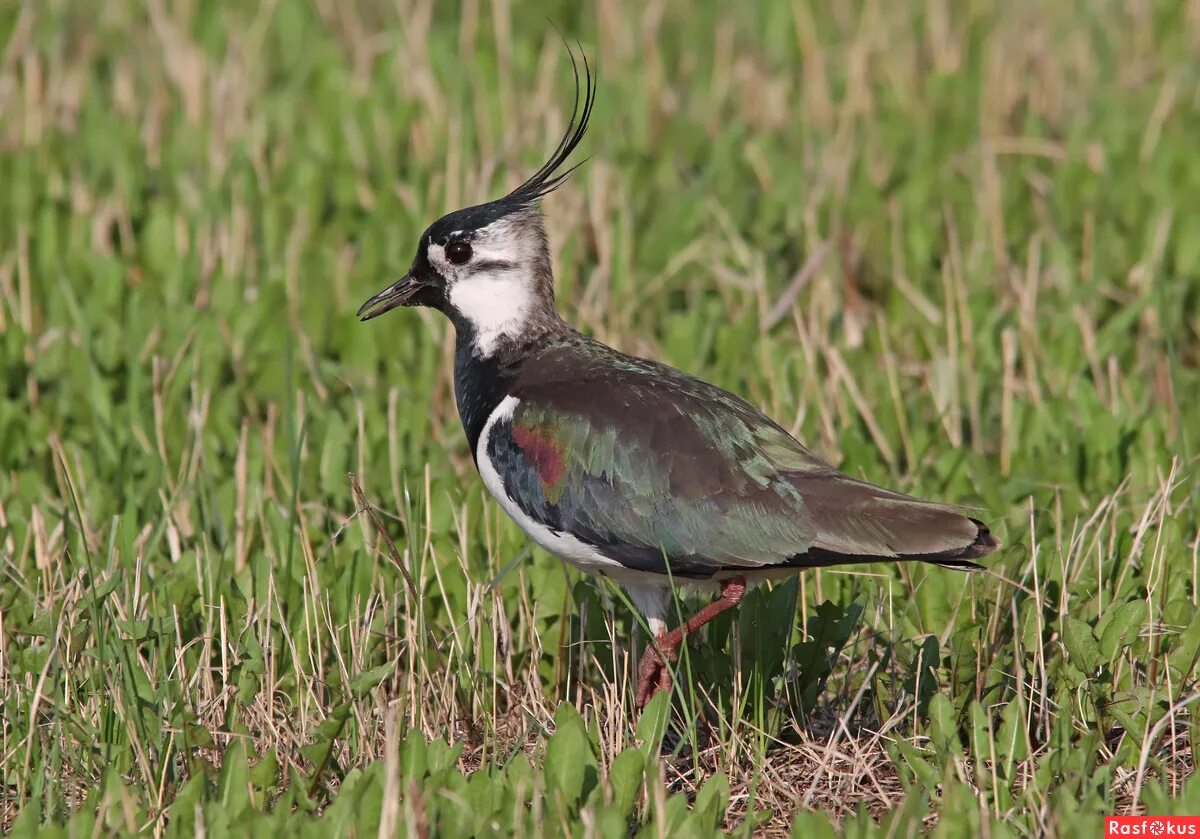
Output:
top-left (484, 339), bottom-right (996, 577)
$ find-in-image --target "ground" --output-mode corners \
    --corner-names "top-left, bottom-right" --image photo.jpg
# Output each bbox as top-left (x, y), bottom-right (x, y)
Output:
top-left (1, 0), bottom-right (1198, 836)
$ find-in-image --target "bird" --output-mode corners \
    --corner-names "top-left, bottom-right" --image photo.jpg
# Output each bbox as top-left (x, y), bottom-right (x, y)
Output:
top-left (358, 49), bottom-right (1000, 709)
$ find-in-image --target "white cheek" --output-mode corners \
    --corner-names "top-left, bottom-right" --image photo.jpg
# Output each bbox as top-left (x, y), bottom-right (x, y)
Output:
top-left (427, 243), bottom-right (452, 276)
top-left (449, 274), bottom-right (535, 356)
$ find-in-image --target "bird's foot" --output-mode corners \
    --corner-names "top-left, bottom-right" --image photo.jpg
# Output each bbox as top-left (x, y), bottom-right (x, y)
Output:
top-left (635, 635), bottom-right (679, 709)
top-left (632, 578), bottom-right (748, 711)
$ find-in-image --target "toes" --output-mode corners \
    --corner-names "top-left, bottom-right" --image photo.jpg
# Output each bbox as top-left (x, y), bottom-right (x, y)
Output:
top-left (635, 658), bottom-right (664, 708)
top-left (634, 657), bottom-right (675, 709)
top-left (635, 672), bottom-right (656, 708)
top-left (635, 647), bottom-right (662, 707)
top-left (657, 662), bottom-right (672, 696)
top-left (634, 640), bottom-right (681, 709)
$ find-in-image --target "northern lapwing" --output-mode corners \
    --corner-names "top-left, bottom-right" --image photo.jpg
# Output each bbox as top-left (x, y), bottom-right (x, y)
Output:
top-left (358, 50), bottom-right (1000, 709)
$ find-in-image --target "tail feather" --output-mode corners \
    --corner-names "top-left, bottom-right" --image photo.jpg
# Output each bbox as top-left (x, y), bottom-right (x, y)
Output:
top-left (782, 469), bottom-right (1004, 572)
top-left (931, 557), bottom-right (987, 571)
top-left (923, 517), bottom-right (1001, 571)
top-left (793, 518), bottom-right (999, 571)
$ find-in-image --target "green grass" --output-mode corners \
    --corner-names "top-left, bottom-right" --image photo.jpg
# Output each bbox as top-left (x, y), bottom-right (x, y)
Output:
top-left (2, 0), bottom-right (1199, 835)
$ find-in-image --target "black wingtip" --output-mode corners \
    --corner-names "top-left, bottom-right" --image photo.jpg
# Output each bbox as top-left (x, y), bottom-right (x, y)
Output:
top-left (964, 518), bottom-right (1002, 557)
top-left (928, 519), bottom-right (1001, 571)
top-left (504, 39), bottom-right (597, 206)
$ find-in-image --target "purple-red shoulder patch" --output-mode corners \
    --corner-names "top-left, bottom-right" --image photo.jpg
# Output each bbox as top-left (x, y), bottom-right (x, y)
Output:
top-left (512, 424), bottom-right (567, 490)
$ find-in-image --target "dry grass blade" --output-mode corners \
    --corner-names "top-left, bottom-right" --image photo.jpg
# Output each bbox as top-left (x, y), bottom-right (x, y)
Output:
top-left (349, 472), bottom-right (420, 604)
top-left (762, 239), bottom-right (833, 331)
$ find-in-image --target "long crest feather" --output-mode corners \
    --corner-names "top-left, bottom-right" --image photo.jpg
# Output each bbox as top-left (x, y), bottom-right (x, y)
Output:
top-left (505, 42), bottom-right (596, 206)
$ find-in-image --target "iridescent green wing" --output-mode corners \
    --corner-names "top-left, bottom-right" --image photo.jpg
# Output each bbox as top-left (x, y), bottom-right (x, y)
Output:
top-left (486, 345), bottom-right (824, 575)
top-left (487, 339), bottom-right (991, 575)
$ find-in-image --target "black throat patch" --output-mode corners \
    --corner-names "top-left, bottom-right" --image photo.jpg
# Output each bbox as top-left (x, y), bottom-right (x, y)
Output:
top-left (453, 326), bottom-right (519, 460)
top-left (450, 315), bottom-right (575, 460)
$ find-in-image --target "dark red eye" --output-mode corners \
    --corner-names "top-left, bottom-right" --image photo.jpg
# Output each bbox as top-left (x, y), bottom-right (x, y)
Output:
top-left (445, 241), bottom-right (472, 265)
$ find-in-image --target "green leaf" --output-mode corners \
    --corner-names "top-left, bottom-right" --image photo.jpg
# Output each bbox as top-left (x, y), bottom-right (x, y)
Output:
top-left (163, 773), bottom-right (207, 836)
top-left (320, 708), bottom-right (348, 739)
top-left (738, 576), bottom-right (798, 695)
top-left (424, 737), bottom-right (463, 776)
top-left (21, 610), bottom-right (57, 638)
top-left (236, 665), bottom-right (260, 704)
top-left (931, 779), bottom-right (985, 836)
top-left (1098, 600), bottom-right (1146, 659)
top-left (349, 661), bottom-right (395, 697)
top-left (218, 739), bottom-right (251, 816)
top-left (185, 721), bottom-right (215, 750)
top-left (966, 701), bottom-right (992, 789)
top-left (637, 691), bottom-right (671, 759)
top-left (505, 752), bottom-right (534, 806)
top-left (790, 809), bottom-right (841, 839)
top-left (596, 807), bottom-right (632, 839)
top-left (1182, 761), bottom-right (1200, 810)
top-left (889, 739), bottom-right (940, 789)
top-left (301, 705), bottom-right (351, 767)
top-left (1106, 704), bottom-right (1144, 753)
top-left (1062, 618), bottom-right (1102, 675)
top-left (116, 616), bottom-right (175, 640)
top-left (91, 571), bottom-right (123, 603)
top-left (100, 766), bottom-right (144, 834)
top-left (638, 791), bottom-right (689, 838)
top-left (1018, 599), bottom-right (1043, 655)
top-left (7, 800), bottom-right (40, 839)
top-left (1167, 611), bottom-right (1200, 680)
top-left (928, 693), bottom-right (959, 763)
top-left (402, 730), bottom-right (427, 782)
top-left (995, 699), bottom-right (1029, 774)
top-left (464, 767), bottom-right (502, 825)
top-left (691, 771), bottom-right (729, 828)
top-left (904, 635), bottom-right (941, 716)
top-left (250, 748), bottom-right (280, 789)
top-left (544, 703), bottom-right (599, 812)
top-left (1057, 660), bottom-right (1088, 690)
top-left (608, 748), bottom-right (645, 816)
top-left (285, 766), bottom-right (319, 814)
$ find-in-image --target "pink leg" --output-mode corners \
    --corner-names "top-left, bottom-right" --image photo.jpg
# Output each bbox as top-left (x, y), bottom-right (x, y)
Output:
top-left (634, 578), bottom-right (747, 709)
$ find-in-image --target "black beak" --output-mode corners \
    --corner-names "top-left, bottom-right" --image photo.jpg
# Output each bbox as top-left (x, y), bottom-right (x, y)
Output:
top-left (357, 275), bottom-right (422, 321)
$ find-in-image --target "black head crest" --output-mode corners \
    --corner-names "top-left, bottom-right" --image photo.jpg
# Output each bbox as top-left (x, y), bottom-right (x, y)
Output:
top-left (419, 43), bottom-right (597, 245)
top-left (504, 42), bottom-right (597, 206)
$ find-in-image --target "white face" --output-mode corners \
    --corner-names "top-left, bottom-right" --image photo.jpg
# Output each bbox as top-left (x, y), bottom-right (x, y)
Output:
top-left (431, 216), bottom-right (544, 357)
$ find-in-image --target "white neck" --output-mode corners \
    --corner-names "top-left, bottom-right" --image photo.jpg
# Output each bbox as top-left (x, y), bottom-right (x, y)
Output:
top-left (447, 270), bottom-right (537, 357)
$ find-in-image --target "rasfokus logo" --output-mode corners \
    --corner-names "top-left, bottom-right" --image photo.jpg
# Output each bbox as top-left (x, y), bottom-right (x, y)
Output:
top-left (1106, 817), bottom-right (1200, 836)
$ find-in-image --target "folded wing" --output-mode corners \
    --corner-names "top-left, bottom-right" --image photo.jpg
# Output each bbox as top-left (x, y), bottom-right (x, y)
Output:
top-left (486, 342), bottom-right (997, 577)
